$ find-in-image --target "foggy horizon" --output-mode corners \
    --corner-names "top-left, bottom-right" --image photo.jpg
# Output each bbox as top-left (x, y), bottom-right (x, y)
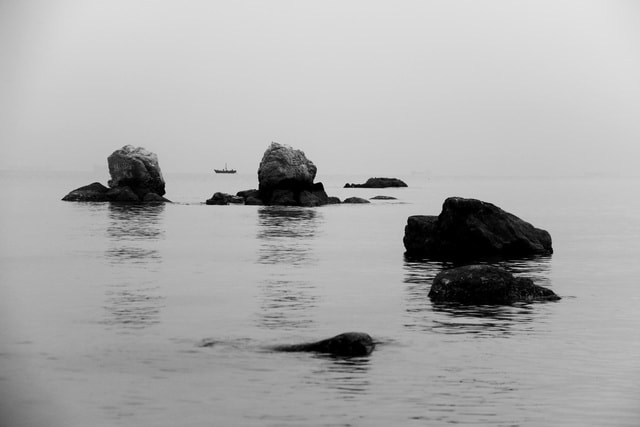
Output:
top-left (2, 1), bottom-right (639, 178)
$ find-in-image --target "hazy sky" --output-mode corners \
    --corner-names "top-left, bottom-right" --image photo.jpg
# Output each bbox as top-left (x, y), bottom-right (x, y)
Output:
top-left (1, 0), bottom-right (639, 176)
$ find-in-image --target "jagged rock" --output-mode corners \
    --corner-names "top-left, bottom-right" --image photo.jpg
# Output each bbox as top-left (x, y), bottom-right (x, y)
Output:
top-left (404, 197), bottom-right (553, 259)
top-left (344, 177), bottom-right (407, 188)
top-left (108, 145), bottom-right (166, 197)
top-left (343, 197), bottom-right (371, 204)
top-left (429, 264), bottom-right (560, 304)
top-left (272, 332), bottom-right (375, 357)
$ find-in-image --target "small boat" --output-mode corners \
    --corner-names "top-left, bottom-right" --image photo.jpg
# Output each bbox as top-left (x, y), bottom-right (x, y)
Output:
top-left (214, 163), bottom-right (237, 174)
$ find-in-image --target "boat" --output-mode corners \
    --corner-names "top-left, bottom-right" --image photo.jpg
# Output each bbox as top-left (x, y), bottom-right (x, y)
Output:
top-left (214, 163), bottom-right (237, 174)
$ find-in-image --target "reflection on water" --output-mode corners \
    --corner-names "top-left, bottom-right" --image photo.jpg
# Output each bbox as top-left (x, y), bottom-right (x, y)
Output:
top-left (257, 207), bottom-right (320, 265)
top-left (256, 207), bottom-right (322, 330)
top-left (306, 356), bottom-right (371, 399)
top-left (103, 203), bottom-right (166, 331)
top-left (258, 278), bottom-right (318, 330)
top-left (402, 255), bottom-right (554, 336)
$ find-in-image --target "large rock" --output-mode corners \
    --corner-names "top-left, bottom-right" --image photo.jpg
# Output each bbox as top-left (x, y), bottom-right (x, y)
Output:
top-left (404, 197), bottom-right (552, 259)
top-left (272, 332), bottom-right (375, 357)
top-left (429, 264), bottom-right (560, 304)
top-left (257, 142), bottom-right (329, 206)
top-left (108, 145), bottom-right (166, 197)
top-left (344, 177), bottom-right (407, 188)
top-left (62, 145), bottom-right (169, 202)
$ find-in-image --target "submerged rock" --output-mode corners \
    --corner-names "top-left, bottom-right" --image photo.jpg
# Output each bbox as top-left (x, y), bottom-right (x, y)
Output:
top-left (429, 264), bottom-right (560, 304)
top-left (343, 197), bottom-right (371, 204)
top-left (206, 192), bottom-right (244, 205)
top-left (62, 182), bottom-right (109, 201)
top-left (344, 177), bottom-right (407, 188)
top-left (273, 332), bottom-right (375, 357)
top-left (404, 197), bottom-right (552, 259)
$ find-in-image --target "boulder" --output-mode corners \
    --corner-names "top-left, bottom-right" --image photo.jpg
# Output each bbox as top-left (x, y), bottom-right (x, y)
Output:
top-left (344, 177), bottom-right (407, 188)
top-left (62, 145), bottom-right (170, 203)
top-left (404, 197), bottom-right (553, 259)
top-left (62, 182), bottom-right (109, 201)
top-left (256, 142), bottom-right (330, 206)
top-left (272, 332), bottom-right (375, 357)
top-left (343, 197), bottom-right (371, 204)
top-left (429, 264), bottom-right (560, 304)
top-left (108, 145), bottom-right (166, 197)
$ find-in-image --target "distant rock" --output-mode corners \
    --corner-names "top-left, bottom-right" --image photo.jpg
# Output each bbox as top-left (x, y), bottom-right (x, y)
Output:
top-left (429, 264), bottom-right (560, 304)
top-left (272, 332), bottom-right (375, 357)
top-left (344, 177), bottom-right (407, 188)
top-left (371, 195), bottom-right (397, 200)
top-left (343, 197), bottom-right (371, 204)
top-left (205, 192), bottom-right (244, 205)
top-left (404, 197), bottom-right (552, 259)
top-left (108, 145), bottom-right (166, 197)
top-left (62, 145), bottom-right (170, 203)
top-left (256, 142), bottom-right (331, 206)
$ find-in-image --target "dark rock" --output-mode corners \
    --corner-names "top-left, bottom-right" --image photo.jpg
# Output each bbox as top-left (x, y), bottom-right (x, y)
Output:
top-left (429, 264), bottom-right (560, 304)
top-left (108, 145), bottom-right (166, 197)
top-left (256, 142), bottom-right (332, 206)
top-left (343, 197), bottom-right (371, 204)
top-left (237, 189), bottom-right (264, 205)
top-left (344, 177), bottom-right (407, 188)
top-left (105, 186), bottom-right (140, 202)
top-left (404, 197), bottom-right (553, 259)
top-left (62, 182), bottom-right (109, 201)
top-left (273, 332), bottom-right (375, 357)
top-left (327, 196), bottom-right (342, 204)
top-left (371, 195), bottom-right (397, 200)
top-left (206, 192), bottom-right (242, 205)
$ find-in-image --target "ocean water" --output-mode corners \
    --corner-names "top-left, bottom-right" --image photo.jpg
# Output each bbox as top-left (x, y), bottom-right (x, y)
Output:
top-left (1, 170), bottom-right (639, 426)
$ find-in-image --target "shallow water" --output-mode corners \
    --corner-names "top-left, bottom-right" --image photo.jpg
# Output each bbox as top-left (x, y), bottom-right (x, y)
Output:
top-left (1, 171), bottom-right (639, 426)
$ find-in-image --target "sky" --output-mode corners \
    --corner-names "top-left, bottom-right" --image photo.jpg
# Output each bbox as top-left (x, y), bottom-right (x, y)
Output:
top-left (1, 0), bottom-right (639, 177)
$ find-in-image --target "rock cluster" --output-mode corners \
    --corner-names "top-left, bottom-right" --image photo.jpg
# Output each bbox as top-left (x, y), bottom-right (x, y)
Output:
top-left (344, 177), bottom-right (407, 188)
top-left (429, 264), bottom-right (560, 304)
top-left (62, 145), bottom-right (169, 202)
top-left (404, 197), bottom-right (552, 259)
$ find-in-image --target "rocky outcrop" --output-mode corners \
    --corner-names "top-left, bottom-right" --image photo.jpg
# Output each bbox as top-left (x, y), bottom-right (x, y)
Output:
top-left (404, 197), bottom-right (552, 259)
top-left (429, 264), bottom-right (560, 304)
top-left (272, 332), bottom-right (375, 357)
top-left (256, 142), bottom-right (331, 206)
top-left (62, 146), bottom-right (170, 202)
top-left (344, 177), bottom-right (407, 188)
top-left (107, 145), bottom-right (166, 198)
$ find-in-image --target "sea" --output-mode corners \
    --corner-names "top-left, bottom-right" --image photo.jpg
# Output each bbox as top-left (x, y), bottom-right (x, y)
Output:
top-left (1, 170), bottom-right (639, 427)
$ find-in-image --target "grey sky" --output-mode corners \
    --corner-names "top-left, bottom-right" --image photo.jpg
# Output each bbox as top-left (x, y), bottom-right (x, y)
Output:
top-left (1, 0), bottom-right (639, 176)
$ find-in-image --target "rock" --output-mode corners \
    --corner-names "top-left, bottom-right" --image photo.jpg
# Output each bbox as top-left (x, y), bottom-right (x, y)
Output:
top-left (371, 195), bottom-right (397, 200)
top-left (429, 264), bottom-right (560, 304)
top-left (62, 182), bottom-right (109, 201)
top-left (206, 192), bottom-right (244, 205)
top-left (256, 142), bottom-right (330, 206)
top-left (344, 177), bottom-right (407, 188)
top-left (108, 145), bottom-right (166, 197)
top-left (258, 142), bottom-right (316, 192)
top-left (63, 145), bottom-right (170, 203)
top-left (327, 196), bottom-right (342, 204)
top-left (236, 189), bottom-right (264, 205)
top-left (273, 332), bottom-right (375, 357)
top-left (343, 197), bottom-right (371, 204)
top-left (404, 197), bottom-right (553, 259)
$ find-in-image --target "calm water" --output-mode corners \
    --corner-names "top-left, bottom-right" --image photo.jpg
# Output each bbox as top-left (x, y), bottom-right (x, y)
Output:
top-left (1, 171), bottom-right (639, 426)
